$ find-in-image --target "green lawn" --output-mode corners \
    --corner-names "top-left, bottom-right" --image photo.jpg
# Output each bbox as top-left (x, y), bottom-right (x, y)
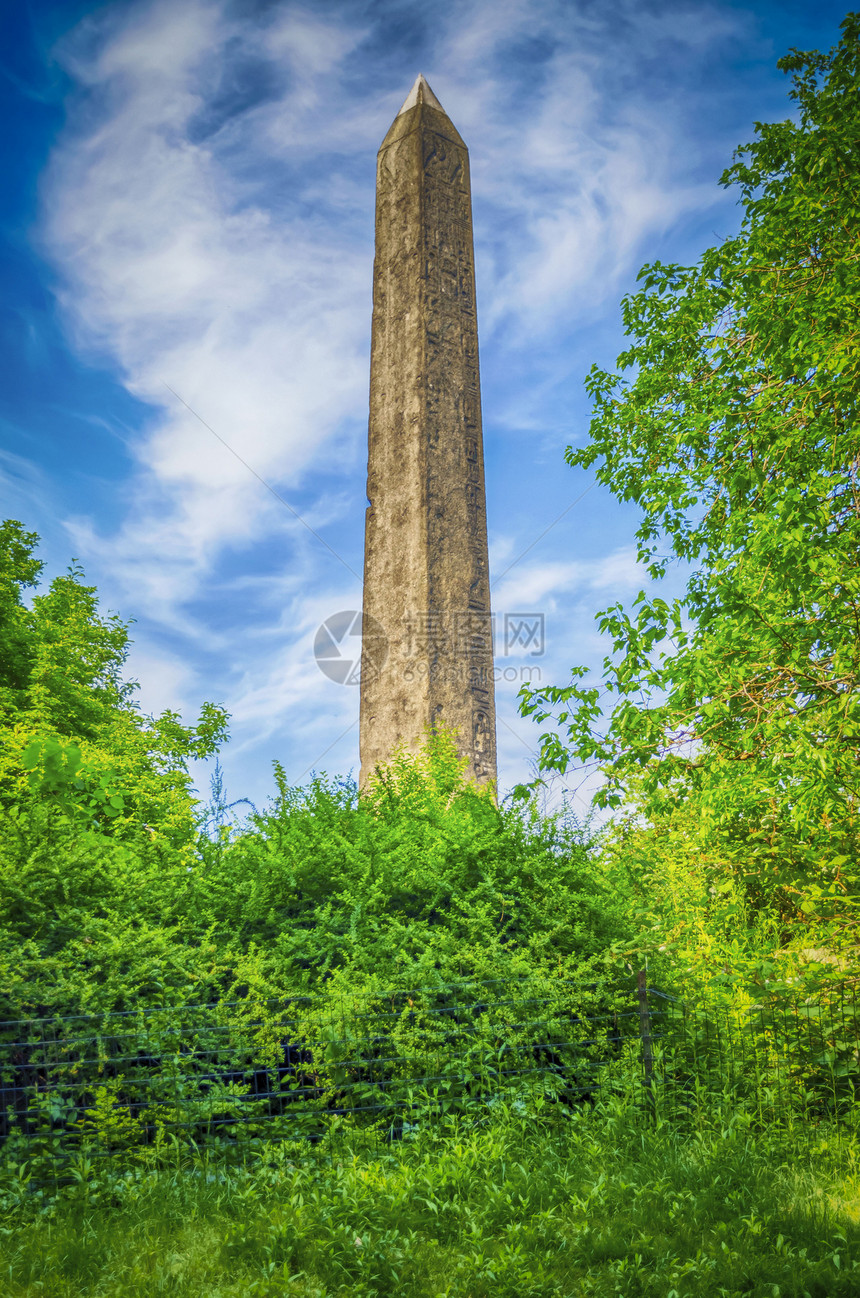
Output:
top-left (3, 1099), bottom-right (858, 1297)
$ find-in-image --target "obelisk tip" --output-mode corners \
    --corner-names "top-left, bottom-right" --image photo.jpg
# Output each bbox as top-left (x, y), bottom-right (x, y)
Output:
top-left (397, 74), bottom-right (446, 117)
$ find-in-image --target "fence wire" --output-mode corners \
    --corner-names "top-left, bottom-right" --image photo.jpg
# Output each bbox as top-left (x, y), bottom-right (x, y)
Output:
top-left (1, 976), bottom-right (857, 1190)
top-left (647, 982), bottom-right (860, 1126)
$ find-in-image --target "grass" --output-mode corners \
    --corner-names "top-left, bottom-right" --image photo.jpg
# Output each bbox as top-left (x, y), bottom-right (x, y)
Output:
top-left (2, 1097), bottom-right (859, 1297)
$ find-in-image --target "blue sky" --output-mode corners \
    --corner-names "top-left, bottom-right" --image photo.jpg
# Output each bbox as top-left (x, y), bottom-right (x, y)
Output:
top-left (1, 0), bottom-right (849, 814)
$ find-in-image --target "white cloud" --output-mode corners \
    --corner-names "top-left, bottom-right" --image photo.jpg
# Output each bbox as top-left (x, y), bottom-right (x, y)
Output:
top-left (42, 0), bottom-right (371, 620)
top-left (420, 0), bottom-right (743, 337)
top-left (124, 646), bottom-right (197, 718)
top-left (492, 547), bottom-right (647, 610)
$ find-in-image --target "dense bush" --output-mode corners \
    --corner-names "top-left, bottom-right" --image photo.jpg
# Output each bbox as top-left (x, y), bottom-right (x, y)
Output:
top-left (0, 521), bottom-right (636, 1024)
top-left (202, 735), bottom-right (631, 1003)
top-left (0, 520), bottom-right (228, 844)
top-left (0, 732), bottom-right (634, 1022)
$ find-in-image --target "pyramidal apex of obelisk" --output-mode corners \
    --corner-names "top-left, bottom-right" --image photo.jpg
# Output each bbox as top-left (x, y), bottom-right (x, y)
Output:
top-left (396, 73), bottom-right (445, 116)
top-left (359, 76), bottom-right (498, 788)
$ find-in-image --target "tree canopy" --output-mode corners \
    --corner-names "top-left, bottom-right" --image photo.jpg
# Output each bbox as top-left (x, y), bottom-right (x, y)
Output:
top-left (0, 518), bottom-right (229, 838)
top-left (520, 16), bottom-right (860, 941)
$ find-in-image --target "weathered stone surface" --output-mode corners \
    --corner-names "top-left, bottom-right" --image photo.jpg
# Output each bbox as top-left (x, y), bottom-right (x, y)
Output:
top-left (359, 76), bottom-right (497, 787)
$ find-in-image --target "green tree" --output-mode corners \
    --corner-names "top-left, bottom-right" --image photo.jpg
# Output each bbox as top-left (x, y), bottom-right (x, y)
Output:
top-left (520, 17), bottom-right (860, 939)
top-left (0, 519), bottom-right (229, 838)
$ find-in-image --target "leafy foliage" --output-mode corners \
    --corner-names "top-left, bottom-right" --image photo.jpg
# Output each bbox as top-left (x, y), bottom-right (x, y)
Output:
top-left (3, 24), bottom-right (860, 1286)
top-left (0, 521), bottom-right (633, 1023)
top-left (0, 739), bottom-right (630, 1022)
top-left (0, 519), bottom-right (229, 840)
top-left (520, 17), bottom-right (860, 958)
top-left (205, 733), bottom-right (627, 1004)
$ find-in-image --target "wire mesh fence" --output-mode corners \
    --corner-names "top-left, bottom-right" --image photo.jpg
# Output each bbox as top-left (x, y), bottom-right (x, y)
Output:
top-left (647, 981), bottom-right (860, 1127)
top-left (1, 974), bottom-right (857, 1191)
top-left (0, 976), bottom-right (633, 1185)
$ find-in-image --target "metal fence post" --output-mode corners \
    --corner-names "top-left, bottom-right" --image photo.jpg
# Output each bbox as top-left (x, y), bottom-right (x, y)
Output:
top-left (637, 969), bottom-right (654, 1114)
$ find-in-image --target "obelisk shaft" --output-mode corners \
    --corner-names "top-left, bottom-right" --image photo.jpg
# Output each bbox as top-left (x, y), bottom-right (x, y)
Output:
top-left (359, 77), bottom-right (497, 787)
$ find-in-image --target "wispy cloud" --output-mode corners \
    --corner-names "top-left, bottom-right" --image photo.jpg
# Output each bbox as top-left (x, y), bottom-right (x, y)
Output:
top-left (421, 0), bottom-right (745, 337)
top-left (492, 547), bottom-right (648, 611)
top-left (42, 0), bottom-right (372, 607)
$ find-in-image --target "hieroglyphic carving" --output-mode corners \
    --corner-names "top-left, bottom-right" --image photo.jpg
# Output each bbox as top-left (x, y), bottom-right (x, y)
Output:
top-left (418, 115), bottom-right (494, 775)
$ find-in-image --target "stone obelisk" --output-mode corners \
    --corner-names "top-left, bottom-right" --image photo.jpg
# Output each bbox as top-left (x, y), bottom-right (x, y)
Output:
top-left (359, 75), bottom-right (497, 787)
